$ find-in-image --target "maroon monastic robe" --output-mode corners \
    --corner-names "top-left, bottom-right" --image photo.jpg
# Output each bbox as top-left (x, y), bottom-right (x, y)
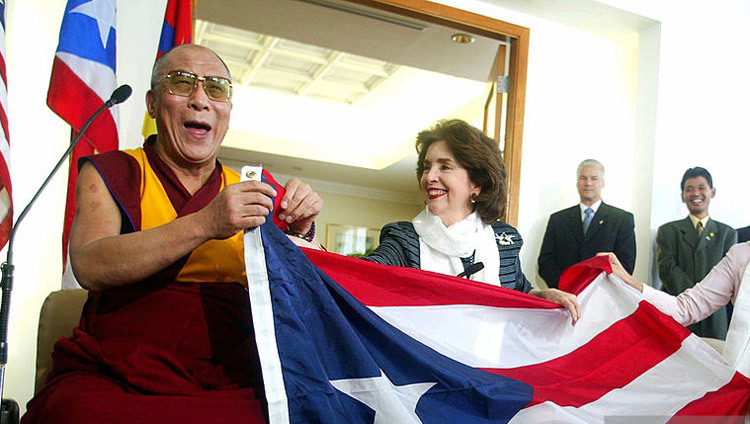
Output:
top-left (23, 139), bottom-right (287, 423)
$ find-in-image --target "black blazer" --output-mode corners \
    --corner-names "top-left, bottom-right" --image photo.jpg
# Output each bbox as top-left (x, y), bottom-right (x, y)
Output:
top-left (364, 221), bottom-right (532, 293)
top-left (538, 203), bottom-right (636, 288)
top-left (737, 225), bottom-right (750, 243)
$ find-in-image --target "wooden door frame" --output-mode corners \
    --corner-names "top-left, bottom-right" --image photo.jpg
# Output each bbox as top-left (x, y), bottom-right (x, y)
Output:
top-left (345, 0), bottom-right (529, 226)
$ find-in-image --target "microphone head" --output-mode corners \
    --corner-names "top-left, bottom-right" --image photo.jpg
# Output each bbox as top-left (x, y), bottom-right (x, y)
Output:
top-left (108, 84), bottom-right (133, 106)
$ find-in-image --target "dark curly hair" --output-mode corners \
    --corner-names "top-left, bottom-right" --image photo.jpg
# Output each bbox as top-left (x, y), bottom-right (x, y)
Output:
top-left (415, 119), bottom-right (507, 224)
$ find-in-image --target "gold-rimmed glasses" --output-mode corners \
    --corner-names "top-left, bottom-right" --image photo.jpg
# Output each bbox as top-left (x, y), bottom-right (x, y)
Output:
top-left (161, 70), bottom-right (233, 102)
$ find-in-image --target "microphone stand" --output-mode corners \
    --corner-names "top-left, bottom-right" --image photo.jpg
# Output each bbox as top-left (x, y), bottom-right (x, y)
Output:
top-left (0, 85), bottom-right (131, 411)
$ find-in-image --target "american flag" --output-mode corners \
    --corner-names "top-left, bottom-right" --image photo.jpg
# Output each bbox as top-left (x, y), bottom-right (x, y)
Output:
top-left (0, 0), bottom-right (12, 249)
top-left (47, 0), bottom-right (118, 273)
top-left (247, 221), bottom-right (750, 423)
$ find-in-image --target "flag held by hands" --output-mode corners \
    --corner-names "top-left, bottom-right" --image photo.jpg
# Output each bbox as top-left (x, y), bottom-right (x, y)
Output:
top-left (250, 222), bottom-right (750, 423)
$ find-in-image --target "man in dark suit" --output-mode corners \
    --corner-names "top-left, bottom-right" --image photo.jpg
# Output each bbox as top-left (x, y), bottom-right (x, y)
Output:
top-left (657, 167), bottom-right (736, 339)
top-left (538, 159), bottom-right (636, 288)
top-left (737, 225), bottom-right (750, 243)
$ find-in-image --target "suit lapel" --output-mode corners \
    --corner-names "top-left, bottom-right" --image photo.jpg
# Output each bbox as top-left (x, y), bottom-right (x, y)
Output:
top-left (585, 203), bottom-right (607, 240)
top-left (679, 217), bottom-right (698, 250)
top-left (696, 219), bottom-right (718, 251)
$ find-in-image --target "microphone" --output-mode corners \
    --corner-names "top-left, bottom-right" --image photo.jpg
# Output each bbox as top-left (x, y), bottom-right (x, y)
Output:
top-left (106, 84), bottom-right (133, 107)
top-left (457, 262), bottom-right (484, 279)
top-left (0, 84), bottom-right (131, 400)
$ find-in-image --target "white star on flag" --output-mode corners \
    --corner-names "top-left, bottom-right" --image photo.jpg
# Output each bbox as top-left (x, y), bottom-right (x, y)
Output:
top-left (70, 0), bottom-right (116, 49)
top-left (330, 369), bottom-right (436, 423)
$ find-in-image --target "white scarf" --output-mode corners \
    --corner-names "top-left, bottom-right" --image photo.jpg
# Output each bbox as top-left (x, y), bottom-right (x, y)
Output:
top-left (723, 259), bottom-right (750, 375)
top-left (412, 208), bottom-right (500, 286)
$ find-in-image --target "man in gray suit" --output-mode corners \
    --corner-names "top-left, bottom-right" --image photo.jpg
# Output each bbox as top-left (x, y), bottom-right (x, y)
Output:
top-left (657, 167), bottom-right (736, 339)
top-left (538, 159), bottom-right (636, 288)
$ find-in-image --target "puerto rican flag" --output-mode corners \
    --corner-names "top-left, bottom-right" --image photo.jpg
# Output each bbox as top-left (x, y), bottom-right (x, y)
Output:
top-left (247, 221), bottom-right (750, 423)
top-left (47, 0), bottom-right (118, 270)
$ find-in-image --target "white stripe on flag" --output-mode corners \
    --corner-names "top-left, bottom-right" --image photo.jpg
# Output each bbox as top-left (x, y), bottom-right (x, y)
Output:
top-left (242, 167), bottom-right (289, 424)
top-left (371, 274), bottom-right (641, 368)
top-left (0, 187), bottom-right (9, 221)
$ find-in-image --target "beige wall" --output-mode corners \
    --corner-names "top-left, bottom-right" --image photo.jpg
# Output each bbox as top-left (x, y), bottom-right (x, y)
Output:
top-left (315, 192), bottom-right (423, 247)
top-left (264, 173), bottom-right (423, 248)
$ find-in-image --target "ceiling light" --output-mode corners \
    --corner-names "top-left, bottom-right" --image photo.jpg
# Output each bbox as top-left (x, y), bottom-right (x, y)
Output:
top-left (451, 33), bottom-right (475, 44)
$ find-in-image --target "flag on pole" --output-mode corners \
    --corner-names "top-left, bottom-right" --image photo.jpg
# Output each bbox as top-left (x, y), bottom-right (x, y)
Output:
top-left (47, 0), bottom-right (118, 271)
top-left (248, 221), bottom-right (750, 423)
top-left (142, 0), bottom-right (192, 138)
top-left (0, 0), bottom-right (13, 250)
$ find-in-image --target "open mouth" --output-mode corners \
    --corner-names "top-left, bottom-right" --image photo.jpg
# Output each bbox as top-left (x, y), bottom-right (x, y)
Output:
top-left (184, 121), bottom-right (212, 135)
top-left (428, 189), bottom-right (446, 199)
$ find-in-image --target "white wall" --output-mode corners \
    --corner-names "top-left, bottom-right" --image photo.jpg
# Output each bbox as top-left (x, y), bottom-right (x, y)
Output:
top-left (604, 0), bottom-right (750, 229)
top-left (436, 0), bottom-right (750, 289)
top-left (435, 0), bottom-right (646, 286)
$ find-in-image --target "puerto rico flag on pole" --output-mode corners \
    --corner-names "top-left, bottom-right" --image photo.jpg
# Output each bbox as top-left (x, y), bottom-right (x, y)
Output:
top-left (47, 0), bottom-right (118, 271)
top-left (246, 221), bottom-right (750, 423)
top-left (142, 0), bottom-right (192, 138)
top-left (0, 0), bottom-right (12, 250)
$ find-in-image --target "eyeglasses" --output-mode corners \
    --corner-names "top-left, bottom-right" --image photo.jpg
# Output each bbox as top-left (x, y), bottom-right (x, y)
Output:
top-left (161, 70), bottom-right (233, 102)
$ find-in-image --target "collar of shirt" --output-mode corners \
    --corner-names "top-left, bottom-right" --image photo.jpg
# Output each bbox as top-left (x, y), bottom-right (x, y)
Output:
top-left (689, 214), bottom-right (710, 230)
top-left (580, 199), bottom-right (602, 221)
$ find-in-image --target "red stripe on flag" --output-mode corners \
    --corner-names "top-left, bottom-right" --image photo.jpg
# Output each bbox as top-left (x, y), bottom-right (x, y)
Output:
top-left (482, 301), bottom-right (692, 408)
top-left (171, 0), bottom-right (193, 46)
top-left (0, 51), bottom-right (9, 143)
top-left (671, 372), bottom-right (750, 417)
top-left (305, 248), bottom-right (562, 309)
top-left (0, 51), bottom-right (6, 86)
top-left (0, 214), bottom-right (10, 248)
top-left (47, 59), bottom-right (118, 151)
top-left (0, 97), bottom-right (9, 143)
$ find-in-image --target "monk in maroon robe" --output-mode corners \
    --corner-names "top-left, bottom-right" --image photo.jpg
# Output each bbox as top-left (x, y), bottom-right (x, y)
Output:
top-left (23, 44), bottom-right (323, 424)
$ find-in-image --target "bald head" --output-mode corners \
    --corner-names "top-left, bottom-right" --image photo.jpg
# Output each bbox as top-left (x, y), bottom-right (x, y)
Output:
top-left (150, 44), bottom-right (231, 89)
